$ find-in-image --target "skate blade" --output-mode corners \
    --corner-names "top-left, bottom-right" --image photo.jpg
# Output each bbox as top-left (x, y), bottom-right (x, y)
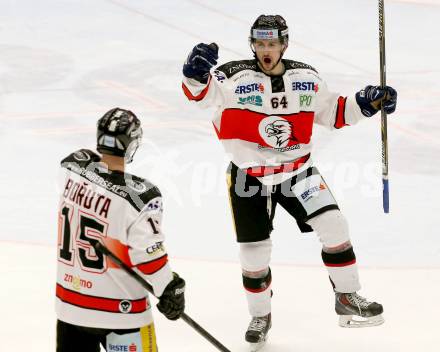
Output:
top-left (338, 314), bottom-right (384, 328)
top-left (249, 341), bottom-right (267, 352)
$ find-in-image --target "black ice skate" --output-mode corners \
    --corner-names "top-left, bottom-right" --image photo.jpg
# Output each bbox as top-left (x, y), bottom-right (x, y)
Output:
top-left (335, 292), bottom-right (384, 328)
top-left (245, 313), bottom-right (271, 351)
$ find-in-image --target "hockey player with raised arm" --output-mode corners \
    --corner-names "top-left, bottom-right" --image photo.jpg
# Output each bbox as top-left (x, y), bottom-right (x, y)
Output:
top-left (182, 15), bottom-right (397, 351)
top-left (55, 108), bottom-right (185, 351)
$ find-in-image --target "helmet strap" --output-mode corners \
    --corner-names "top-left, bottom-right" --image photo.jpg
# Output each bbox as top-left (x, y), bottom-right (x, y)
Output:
top-left (273, 44), bottom-right (288, 68)
top-left (125, 139), bottom-right (141, 164)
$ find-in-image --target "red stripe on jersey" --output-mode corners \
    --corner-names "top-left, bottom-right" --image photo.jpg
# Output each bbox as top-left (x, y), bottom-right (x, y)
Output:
top-left (218, 109), bottom-right (314, 147)
top-left (325, 259), bottom-right (356, 267)
top-left (56, 284), bottom-right (148, 313)
top-left (137, 254), bottom-right (168, 275)
top-left (212, 122), bottom-right (220, 138)
top-left (182, 77), bottom-right (211, 101)
top-left (245, 154), bottom-right (311, 177)
top-left (334, 96), bottom-right (349, 129)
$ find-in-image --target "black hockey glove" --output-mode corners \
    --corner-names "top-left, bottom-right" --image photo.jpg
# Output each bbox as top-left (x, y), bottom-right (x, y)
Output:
top-left (157, 272), bottom-right (185, 320)
top-left (183, 43), bottom-right (219, 84)
top-left (356, 85), bottom-right (397, 117)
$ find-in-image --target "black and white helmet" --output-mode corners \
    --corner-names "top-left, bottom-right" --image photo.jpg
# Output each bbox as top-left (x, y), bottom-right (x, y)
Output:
top-left (97, 108), bottom-right (142, 164)
top-left (249, 15), bottom-right (289, 45)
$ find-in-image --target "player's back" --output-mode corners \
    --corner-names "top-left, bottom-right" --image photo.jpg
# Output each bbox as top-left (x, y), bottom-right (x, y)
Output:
top-left (56, 149), bottom-right (163, 329)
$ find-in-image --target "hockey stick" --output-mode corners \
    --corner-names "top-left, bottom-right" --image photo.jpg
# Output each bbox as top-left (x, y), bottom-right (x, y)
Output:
top-left (91, 241), bottom-right (231, 352)
top-left (378, 0), bottom-right (389, 213)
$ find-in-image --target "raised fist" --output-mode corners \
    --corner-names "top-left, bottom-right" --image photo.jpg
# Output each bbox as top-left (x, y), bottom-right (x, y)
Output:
top-left (183, 43), bottom-right (219, 84)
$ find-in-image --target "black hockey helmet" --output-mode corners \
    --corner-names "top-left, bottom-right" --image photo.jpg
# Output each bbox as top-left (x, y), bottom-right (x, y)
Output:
top-left (97, 108), bottom-right (142, 163)
top-left (249, 15), bottom-right (289, 45)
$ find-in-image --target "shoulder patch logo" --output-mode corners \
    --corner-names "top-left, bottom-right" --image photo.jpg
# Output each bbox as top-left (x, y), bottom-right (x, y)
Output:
top-left (126, 179), bottom-right (147, 193)
top-left (73, 150), bottom-right (91, 161)
top-left (213, 70), bottom-right (226, 83)
top-left (146, 197), bottom-right (163, 212)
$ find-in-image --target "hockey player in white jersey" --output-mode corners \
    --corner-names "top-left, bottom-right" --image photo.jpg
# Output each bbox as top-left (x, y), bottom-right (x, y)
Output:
top-left (56, 108), bottom-right (185, 351)
top-left (182, 14), bottom-right (397, 351)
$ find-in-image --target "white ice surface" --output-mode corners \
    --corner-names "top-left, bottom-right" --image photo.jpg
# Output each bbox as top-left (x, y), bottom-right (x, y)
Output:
top-left (1, 0), bottom-right (440, 351)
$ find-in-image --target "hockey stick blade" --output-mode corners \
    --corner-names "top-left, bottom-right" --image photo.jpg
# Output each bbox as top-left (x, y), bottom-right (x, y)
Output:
top-left (91, 241), bottom-right (231, 352)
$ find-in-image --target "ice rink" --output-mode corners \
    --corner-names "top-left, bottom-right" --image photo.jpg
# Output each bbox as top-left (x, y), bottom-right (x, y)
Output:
top-left (1, 0), bottom-right (440, 351)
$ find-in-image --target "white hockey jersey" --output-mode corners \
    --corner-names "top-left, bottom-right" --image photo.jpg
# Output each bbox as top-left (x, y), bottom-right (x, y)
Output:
top-left (182, 59), bottom-right (367, 184)
top-left (56, 149), bottom-right (173, 329)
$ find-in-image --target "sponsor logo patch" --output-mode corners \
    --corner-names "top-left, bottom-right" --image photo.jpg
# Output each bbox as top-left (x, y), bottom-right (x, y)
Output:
top-left (108, 343), bottom-right (138, 352)
top-left (235, 83), bottom-right (264, 94)
top-left (237, 95), bottom-right (263, 106)
top-left (253, 29), bottom-right (278, 39)
top-left (119, 300), bottom-right (132, 313)
top-left (299, 94), bottom-right (313, 107)
top-left (292, 81), bottom-right (318, 92)
top-left (146, 242), bottom-right (164, 255)
top-left (64, 273), bottom-right (93, 291)
top-left (301, 183), bottom-right (327, 202)
top-left (228, 62), bottom-right (256, 76)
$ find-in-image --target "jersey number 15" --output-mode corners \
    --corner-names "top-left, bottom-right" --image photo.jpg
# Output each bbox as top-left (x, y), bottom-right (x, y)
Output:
top-left (58, 204), bottom-right (108, 273)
